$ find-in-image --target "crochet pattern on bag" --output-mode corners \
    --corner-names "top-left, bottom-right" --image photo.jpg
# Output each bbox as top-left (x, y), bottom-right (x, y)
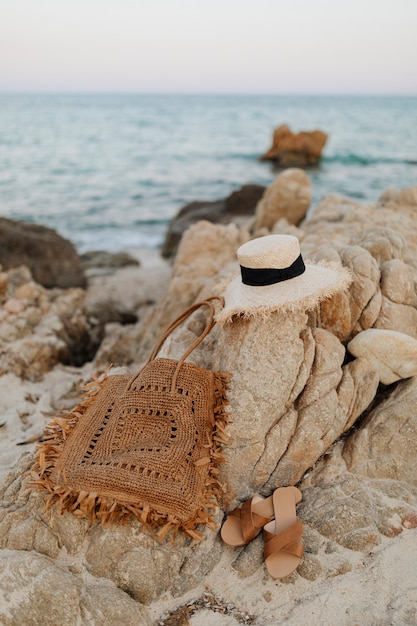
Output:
top-left (28, 361), bottom-right (231, 541)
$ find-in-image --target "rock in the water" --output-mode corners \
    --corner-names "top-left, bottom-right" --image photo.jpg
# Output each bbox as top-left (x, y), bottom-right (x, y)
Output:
top-left (161, 184), bottom-right (265, 258)
top-left (347, 328), bottom-right (417, 385)
top-left (259, 124), bottom-right (328, 167)
top-left (0, 217), bottom-right (86, 289)
top-left (254, 168), bottom-right (311, 231)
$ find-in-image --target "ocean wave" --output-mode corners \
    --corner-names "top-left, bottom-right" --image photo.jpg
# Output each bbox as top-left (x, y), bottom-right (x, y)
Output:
top-left (218, 152), bottom-right (261, 161)
top-left (324, 154), bottom-right (417, 166)
top-left (132, 218), bottom-right (170, 227)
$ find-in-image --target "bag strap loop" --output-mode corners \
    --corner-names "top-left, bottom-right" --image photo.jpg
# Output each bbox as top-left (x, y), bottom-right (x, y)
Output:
top-left (126, 296), bottom-right (224, 392)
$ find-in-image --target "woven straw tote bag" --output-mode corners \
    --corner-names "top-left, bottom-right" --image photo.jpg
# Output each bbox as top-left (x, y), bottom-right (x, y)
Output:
top-left (29, 297), bottom-right (230, 540)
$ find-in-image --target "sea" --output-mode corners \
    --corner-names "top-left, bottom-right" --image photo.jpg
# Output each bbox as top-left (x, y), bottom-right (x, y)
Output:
top-left (0, 94), bottom-right (416, 253)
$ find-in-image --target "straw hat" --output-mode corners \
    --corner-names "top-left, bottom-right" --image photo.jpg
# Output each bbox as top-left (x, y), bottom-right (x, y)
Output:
top-left (215, 234), bottom-right (352, 324)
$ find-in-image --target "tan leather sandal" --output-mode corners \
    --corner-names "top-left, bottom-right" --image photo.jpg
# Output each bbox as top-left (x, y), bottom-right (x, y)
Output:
top-left (263, 486), bottom-right (303, 579)
top-left (220, 494), bottom-right (275, 546)
top-left (220, 486), bottom-right (302, 547)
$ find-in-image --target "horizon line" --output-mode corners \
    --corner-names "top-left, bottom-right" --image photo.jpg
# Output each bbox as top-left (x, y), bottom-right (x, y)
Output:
top-left (1, 90), bottom-right (417, 98)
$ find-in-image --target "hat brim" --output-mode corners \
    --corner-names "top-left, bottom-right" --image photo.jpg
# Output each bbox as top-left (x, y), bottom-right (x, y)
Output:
top-left (215, 261), bottom-right (352, 325)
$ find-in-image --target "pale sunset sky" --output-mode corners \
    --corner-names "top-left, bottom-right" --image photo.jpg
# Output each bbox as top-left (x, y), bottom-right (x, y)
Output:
top-left (0, 0), bottom-right (416, 94)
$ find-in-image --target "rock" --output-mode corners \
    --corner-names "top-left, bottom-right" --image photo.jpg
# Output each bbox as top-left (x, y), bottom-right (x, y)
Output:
top-left (223, 184), bottom-right (266, 216)
top-left (343, 376), bottom-right (417, 483)
top-left (92, 321), bottom-right (149, 370)
top-left (259, 124), bottom-right (328, 167)
top-left (0, 549), bottom-right (151, 626)
top-left (299, 374), bottom-right (417, 555)
top-left (254, 168), bottom-right (311, 231)
top-left (0, 456), bottom-right (223, 608)
top-left (206, 313), bottom-right (377, 505)
top-left (316, 244), bottom-right (381, 342)
top-left (297, 371), bottom-right (417, 553)
top-left (378, 185), bottom-right (417, 209)
top-left (0, 367), bottom-right (94, 479)
top-left (85, 264), bottom-right (167, 327)
top-left (139, 221), bottom-right (248, 360)
top-left (350, 227), bottom-right (406, 266)
top-left (300, 189), bottom-right (417, 276)
top-left (315, 239), bottom-right (417, 343)
top-left (80, 250), bottom-right (140, 276)
top-left (81, 248), bottom-right (170, 360)
top-left (348, 329), bottom-right (417, 385)
top-left (335, 357), bottom-right (380, 432)
top-left (300, 468), bottom-right (417, 552)
top-left (2, 181), bottom-right (417, 625)
top-left (299, 386), bottom-right (417, 551)
top-left (211, 312), bottom-right (310, 504)
top-left (0, 217), bottom-right (86, 289)
top-left (161, 184), bottom-right (265, 258)
top-left (380, 259), bottom-right (417, 306)
top-left (373, 297), bottom-right (417, 339)
top-left (0, 269), bottom-right (97, 380)
top-left (264, 330), bottom-right (377, 490)
top-left (84, 524), bottom-right (184, 604)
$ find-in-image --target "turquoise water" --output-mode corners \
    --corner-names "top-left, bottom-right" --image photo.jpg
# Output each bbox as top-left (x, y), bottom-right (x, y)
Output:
top-left (0, 94), bottom-right (416, 252)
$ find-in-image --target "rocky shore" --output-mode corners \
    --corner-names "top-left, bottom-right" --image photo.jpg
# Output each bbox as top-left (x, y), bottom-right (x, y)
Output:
top-left (1, 171), bottom-right (417, 625)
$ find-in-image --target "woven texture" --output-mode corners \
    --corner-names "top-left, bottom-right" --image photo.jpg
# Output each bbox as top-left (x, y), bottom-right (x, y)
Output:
top-left (215, 234), bottom-right (352, 325)
top-left (29, 298), bottom-right (230, 540)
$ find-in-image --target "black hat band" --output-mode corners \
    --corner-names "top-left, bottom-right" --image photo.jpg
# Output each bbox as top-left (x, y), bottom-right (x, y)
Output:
top-left (240, 254), bottom-right (306, 286)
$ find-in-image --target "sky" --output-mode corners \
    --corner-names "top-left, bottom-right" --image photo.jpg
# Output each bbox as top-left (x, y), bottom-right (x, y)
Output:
top-left (0, 0), bottom-right (416, 94)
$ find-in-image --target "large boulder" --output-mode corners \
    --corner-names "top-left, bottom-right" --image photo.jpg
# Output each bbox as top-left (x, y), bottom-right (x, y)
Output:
top-left (0, 217), bottom-right (86, 289)
top-left (210, 315), bottom-right (378, 505)
top-left (254, 168), bottom-right (311, 231)
top-left (161, 184), bottom-right (265, 258)
top-left (260, 124), bottom-right (328, 167)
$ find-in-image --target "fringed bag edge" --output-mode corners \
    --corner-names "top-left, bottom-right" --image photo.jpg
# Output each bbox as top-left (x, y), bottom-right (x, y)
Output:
top-left (26, 369), bottom-right (232, 542)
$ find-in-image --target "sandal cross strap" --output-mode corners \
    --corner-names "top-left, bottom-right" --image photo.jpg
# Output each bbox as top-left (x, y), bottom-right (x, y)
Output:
top-left (221, 494), bottom-right (274, 546)
top-left (263, 487), bottom-right (304, 579)
top-left (264, 518), bottom-right (304, 561)
top-left (231, 497), bottom-right (273, 543)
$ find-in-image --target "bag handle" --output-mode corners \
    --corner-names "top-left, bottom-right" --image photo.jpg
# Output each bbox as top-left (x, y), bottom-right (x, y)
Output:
top-left (126, 296), bottom-right (224, 392)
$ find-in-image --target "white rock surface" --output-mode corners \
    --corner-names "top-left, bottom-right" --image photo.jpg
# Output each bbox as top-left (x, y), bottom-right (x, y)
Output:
top-left (347, 328), bottom-right (417, 384)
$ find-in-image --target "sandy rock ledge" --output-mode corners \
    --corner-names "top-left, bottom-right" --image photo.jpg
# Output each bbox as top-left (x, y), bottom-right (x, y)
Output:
top-left (1, 182), bottom-right (417, 624)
